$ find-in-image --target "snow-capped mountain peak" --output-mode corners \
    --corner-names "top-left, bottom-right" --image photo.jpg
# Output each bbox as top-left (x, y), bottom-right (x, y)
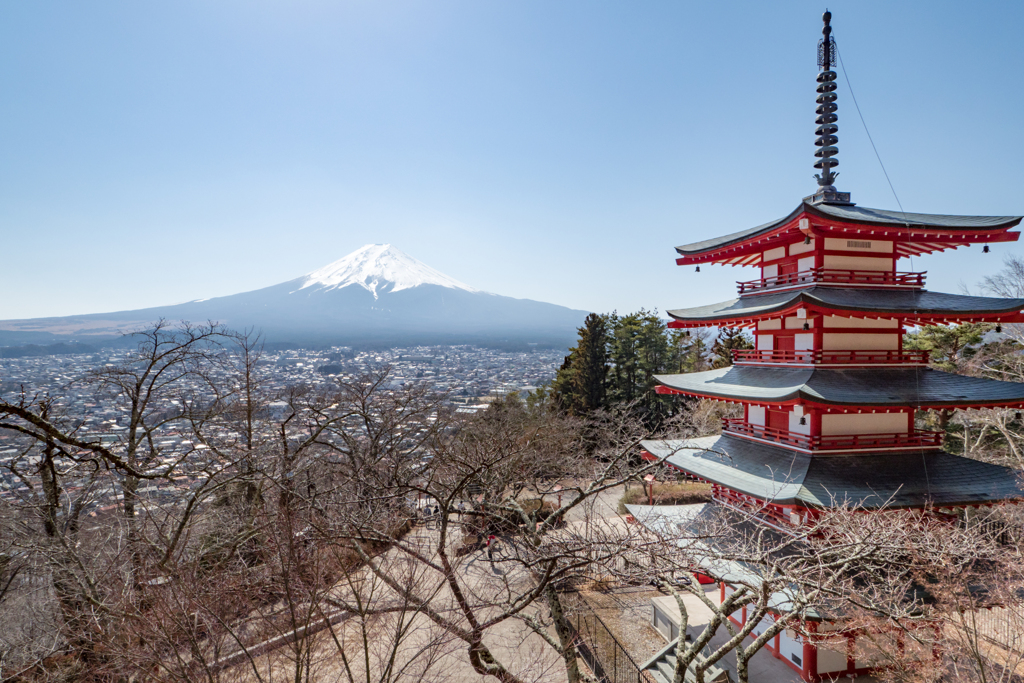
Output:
top-left (297, 244), bottom-right (477, 299)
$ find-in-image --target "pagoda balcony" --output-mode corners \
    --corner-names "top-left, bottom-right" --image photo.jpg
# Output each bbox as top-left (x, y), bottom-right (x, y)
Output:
top-left (736, 268), bottom-right (926, 295)
top-left (721, 418), bottom-right (944, 452)
top-left (732, 349), bottom-right (930, 367)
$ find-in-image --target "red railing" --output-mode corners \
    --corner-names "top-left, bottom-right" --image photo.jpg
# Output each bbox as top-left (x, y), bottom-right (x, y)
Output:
top-left (721, 419), bottom-right (944, 451)
top-left (732, 349), bottom-right (929, 366)
top-left (712, 486), bottom-right (796, 528)
top-left (736, 268), bottom-right (926, 294)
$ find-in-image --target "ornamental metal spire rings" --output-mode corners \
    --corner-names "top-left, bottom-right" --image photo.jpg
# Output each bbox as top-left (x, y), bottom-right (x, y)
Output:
top-left (814, 10), bottom-right (839, 190)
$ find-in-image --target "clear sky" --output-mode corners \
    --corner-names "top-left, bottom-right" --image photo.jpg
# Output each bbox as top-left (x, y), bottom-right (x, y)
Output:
top-left (2, 1), bottom-right (1023, 320)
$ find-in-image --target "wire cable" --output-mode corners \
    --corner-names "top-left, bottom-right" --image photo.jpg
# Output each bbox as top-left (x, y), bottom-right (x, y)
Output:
top-left (838, 46), bottom-right (933, 502)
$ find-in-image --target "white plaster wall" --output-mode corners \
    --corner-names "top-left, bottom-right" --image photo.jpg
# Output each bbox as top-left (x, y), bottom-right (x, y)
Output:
top-left (822, 333), bottom-right (899, 350)
top-left (778, 629), bottom-right (804, 669)
top-left (822, 255), bottom-right (894, 272)
top-left (825, 315), bottom-right (899, 328)
top-left (750, 614), bottom-right (775, 640)
top-left (789, 411), bottom-right (811, 435)
top-left (763, 247), bottom-right (786, 262)
top-left (758, 319), bottom-right (782, 331)
top-left (821, 412), bottom-right (909, 435)
top-left (748, 405), bottom-right (766, 426)
top-left (757, 335), bottom-right (774, 351)
top-left (798, 256), bottom-right (815, 271)
top-left (823, 237), bottom-right (894, 253)
top-left (785, 317), bottom-right (811, 329)
top-left (818, 645), bottom-right (848, 674)
top-left (794, 333), bottom-right (814, 350)
top-left (790, 240), bottom-right (814, 256)
top-left (763, 263), bottom-right (779, 278)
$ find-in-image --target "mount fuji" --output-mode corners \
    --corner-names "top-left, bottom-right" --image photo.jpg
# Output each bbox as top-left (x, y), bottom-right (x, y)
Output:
top-left (0, 245), bottom-right (589, 348)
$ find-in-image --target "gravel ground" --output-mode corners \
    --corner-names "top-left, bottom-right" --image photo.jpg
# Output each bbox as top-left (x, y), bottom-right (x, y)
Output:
top-left (579, 587), bottom-right (669, 665)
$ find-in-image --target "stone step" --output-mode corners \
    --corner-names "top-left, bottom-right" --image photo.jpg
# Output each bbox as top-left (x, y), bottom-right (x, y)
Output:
top-left (646, 667), bottom-right (669, 683)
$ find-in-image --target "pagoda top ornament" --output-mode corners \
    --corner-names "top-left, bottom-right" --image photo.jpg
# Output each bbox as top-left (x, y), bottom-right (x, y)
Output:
top-left (809, 10), bottom-right (851, 206)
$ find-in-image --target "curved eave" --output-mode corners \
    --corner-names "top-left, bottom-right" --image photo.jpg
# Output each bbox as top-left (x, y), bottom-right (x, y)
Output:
top-left (653, 366), bottom-right (1024, 410)
top-left (641, 436), bottom-right (1023, 510)
top-left (664, 289), bottom-right (1024, 328)
top-left (674, 203), bottom-right (1023, 266)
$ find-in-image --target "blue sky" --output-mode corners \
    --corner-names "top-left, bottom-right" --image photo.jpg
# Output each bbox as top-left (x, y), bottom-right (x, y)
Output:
top-left (2, 1), bottom-right (1023, 320)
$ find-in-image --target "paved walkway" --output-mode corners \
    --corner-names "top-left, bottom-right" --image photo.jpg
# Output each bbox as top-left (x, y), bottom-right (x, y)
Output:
top-left (229, 482), bottom-right (882, 683)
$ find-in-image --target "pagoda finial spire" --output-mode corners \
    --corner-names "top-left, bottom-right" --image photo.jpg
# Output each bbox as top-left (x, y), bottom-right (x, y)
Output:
top-left (814, 10), bottom-right (840, 190)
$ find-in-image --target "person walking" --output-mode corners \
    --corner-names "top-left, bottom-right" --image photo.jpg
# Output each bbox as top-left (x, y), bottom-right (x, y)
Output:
top-left (486, 534), bottom-right (496, 563)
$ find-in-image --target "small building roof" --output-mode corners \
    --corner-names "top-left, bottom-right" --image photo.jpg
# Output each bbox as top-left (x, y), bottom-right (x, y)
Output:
top-left (641, 435), bottom-right (1023, 509)
top-left (664, 288), bottom-right (1024, 327)
top-left (654, 366), bottom-right (1024, 409)
top-left (675, 201), bottom-right (1022, 265)
top-left (625, 502), bottom-right (820, 616)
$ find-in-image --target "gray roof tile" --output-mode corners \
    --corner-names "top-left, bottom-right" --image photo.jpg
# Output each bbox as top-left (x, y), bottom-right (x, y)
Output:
top-left (676, 202), bottom-right (1022, 256)
top-left (666, 288), bottom-right (1024, 323)
top-left (655, 366), bottom-right (1024, 407)
top-left (642, 435), bottom-right (1022, 508)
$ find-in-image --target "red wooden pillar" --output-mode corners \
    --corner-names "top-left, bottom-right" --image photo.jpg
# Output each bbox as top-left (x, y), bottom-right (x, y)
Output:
top-left (802, 621), bottom-right (818, 682)
top-left (846, 633), bottom-right (856, 676)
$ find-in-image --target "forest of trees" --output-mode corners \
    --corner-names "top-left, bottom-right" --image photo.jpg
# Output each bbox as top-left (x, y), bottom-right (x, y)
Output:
top-left (549, 311), bottom-right (751, 425)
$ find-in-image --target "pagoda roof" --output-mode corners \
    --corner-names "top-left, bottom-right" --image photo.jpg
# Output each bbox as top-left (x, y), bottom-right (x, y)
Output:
top-left (642, 434), bottom-right (1023, 509)
top-left (675, 201), bottom-right (1022, 265)
top-left (654, 366), bottom-right (1024, 409)
top-left (665, 288), bottom-right (1024, 327)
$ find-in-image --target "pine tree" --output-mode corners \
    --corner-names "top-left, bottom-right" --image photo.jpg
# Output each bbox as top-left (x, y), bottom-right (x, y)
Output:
top-left (903, 322), bottom-right (992, 372)
top-left (572, 313), bottom-right (609, 412)
top-left (669, 328), bottom-right (712, 373)
top-left (711, 327), bottom-right (753, 368)
top-left (552, 313), bottom-right (609, 414)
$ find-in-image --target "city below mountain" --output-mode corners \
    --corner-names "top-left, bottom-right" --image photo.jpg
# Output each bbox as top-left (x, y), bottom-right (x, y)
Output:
top-left (0, 245), bottom-right (590, 349)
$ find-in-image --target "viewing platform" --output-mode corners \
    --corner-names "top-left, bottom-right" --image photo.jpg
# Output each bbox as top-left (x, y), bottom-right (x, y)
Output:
top-left (732, 349), bottom-right (930, 367)
top-left (736, 268), bottom-right (925, 295)
top-left (721, 418), bottom-right (944, 452)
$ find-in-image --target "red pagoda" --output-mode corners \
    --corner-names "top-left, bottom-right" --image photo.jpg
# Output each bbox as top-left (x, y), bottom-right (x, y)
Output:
top-left (638, 11), bottom-right (1024, 682)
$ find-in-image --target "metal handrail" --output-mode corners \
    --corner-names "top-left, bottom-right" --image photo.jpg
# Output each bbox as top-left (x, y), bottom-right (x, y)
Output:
top-left (721, 419), bottom-right (944, 450)
top-left (737, 268), bottom-right (926, 294)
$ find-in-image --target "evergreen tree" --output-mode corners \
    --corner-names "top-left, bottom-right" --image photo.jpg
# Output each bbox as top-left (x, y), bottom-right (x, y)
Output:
top-left (669, 328), bottom-right (712, 373)
top-left (711, 327), bottom-right (753, 368)
top-left (903, 323), bottom-right (992, 372)
top-left (552, 313), bottom-right (609, 414)
top-left (573, 313), bottom-right (609, 412)
top-left (606, 310), bottom-right (676, 425)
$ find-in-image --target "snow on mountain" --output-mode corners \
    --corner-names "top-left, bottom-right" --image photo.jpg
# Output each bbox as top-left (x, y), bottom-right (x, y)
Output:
top-left (296, 244), bottom-right (477, 299)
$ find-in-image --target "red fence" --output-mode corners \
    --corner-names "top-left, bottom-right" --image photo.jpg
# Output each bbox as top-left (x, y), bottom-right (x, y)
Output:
top-left (732, 349), bottom-right (929, 365)
top-left (736, 268), bottom-right (925, 294)
top-left (721, 419), bottom-right (944, 451)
